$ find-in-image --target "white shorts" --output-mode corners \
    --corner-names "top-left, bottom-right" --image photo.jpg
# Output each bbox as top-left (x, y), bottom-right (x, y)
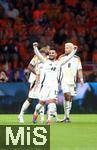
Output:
top-left (39, 85), bottom-right (58, 101)
top-left (61, 83), bottom-right (76, 96)
top-left (28, 83), bottom-right (40, 99)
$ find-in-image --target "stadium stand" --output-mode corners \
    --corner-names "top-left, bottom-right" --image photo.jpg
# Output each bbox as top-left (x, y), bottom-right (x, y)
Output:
top-left (0, 0), bottom-right (97, 81)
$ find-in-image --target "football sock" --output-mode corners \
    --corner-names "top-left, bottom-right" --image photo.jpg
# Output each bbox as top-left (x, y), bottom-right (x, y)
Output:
top-left (35, 103), bottom-right (43, 114)
top-left (19, 99), bottom-right (30, 116)
top-left (64, 100), bottom-right (70, 119)
top-left (39, 106), bottom-right (45, 122)
top-left (47, 103), bottom-right (58, 121)
top-left (69, 101), bottom-right (72, 113)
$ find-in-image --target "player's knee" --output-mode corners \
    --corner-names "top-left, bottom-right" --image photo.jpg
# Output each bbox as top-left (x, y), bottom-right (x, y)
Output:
top-left (40, 101), bottom-right (45, 105)
top-left (64, 93), bottom-right (71, 101)
top-left (48, 99), bottom-right (56, 104)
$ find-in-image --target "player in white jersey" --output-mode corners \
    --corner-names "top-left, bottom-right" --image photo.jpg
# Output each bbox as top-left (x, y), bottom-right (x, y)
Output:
top-left (32, 42), bottom-right (77, 124)
top-left (32, 47), bottom-right (59, 124)
top-left (18, 47), bottom-right (49, 123)
top-left (60, 42), bottom-right (84, 122)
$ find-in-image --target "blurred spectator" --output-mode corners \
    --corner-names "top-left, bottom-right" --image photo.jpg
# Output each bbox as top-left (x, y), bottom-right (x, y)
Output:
top-left (2, 39), bottom-right (20, 70)
top-left (92, 49), bottom-right (97, 64)
top-left (0, 0), bottom-right (9, 12)
top-left (11, 69), bottom-right (22, 82)
top-left (87, 71), bottom-right (97, 82)
top-left (0, 4), bottom-right (5, 18)
top-left (21, 6), bottom-right (32, 24)
top-left (0, 70), bottom-right (8, 82)
top-left (6, 2), bottom-right (19, 19)
top-left (23, 68), bottom-right (30, 82)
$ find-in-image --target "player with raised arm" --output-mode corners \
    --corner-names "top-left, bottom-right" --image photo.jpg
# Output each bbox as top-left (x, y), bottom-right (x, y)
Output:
top-left (32, 42), bottom-right (77, 124)
top-left (33, 44), bottom-right (59, 124)
top-left (60, 42), bottom-right (84, 122)
top-left (18, 47), bottom-right (49, 123)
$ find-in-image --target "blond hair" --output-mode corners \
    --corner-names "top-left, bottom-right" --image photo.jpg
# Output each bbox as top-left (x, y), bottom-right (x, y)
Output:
top-left (65, 42), bottom-right (78, 50)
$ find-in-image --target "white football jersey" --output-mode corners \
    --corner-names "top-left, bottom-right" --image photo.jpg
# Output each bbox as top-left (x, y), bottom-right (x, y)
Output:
top-left (40, 60), bottom-right (61, 87)
top-left (33, 46), bottom-right (77, 86)
top-left (28, 55), bottom-right (43, 83)
top-left (61, 55), bottom-right (82, 84)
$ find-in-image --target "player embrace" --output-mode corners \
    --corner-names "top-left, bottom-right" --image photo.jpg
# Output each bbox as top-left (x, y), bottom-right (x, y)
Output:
top-left (32, 42), bottom-right (77, 124)
top-left (32, 43), bottom-right (60, 124)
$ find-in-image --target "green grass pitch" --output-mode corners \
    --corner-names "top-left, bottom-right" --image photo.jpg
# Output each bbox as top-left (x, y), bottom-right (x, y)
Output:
top-left (0, 114), bottom-right (97, 150)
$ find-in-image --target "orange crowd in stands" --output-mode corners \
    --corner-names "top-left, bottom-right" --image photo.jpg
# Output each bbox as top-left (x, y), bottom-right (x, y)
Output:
top-left (0, 0), bottom-right (97, 81)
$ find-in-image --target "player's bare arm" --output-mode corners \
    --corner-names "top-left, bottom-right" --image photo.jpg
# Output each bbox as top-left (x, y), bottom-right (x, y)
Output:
top-left (27, 63), bottom-right (37, 75)
top-left (33, 42), bottom-right (46, 62)
top-left (78, 69), bottom-right (84, 86)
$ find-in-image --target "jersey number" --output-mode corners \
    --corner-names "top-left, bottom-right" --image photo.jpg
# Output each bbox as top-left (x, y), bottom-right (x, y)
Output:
top-left (51, 67), bottom-right (56, 71)
top-left (68, 63), bottom-right (71, 68)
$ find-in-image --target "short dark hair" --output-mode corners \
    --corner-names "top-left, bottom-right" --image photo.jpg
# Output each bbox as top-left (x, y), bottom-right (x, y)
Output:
top-left (49, 49), bottom-right (57, 53)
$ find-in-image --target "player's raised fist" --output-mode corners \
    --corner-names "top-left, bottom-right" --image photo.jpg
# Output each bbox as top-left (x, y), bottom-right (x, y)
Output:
top-left (33, 42), bottom-right (38, 48)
